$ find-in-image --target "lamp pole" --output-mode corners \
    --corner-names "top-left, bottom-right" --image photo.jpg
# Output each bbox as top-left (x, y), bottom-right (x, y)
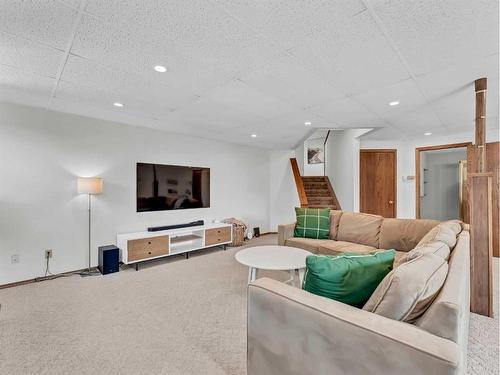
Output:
top-left (77, 177), bottom-right (103, 277)
top-left (88, 193), bottom-right (92, 273)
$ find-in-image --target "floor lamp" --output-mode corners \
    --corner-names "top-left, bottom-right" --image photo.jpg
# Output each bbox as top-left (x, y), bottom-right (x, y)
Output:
top-left (77, 177), bottom-right (103, 276)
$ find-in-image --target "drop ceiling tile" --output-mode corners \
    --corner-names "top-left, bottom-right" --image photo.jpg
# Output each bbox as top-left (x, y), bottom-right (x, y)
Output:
top-left (417, 53), bottom-right (499, 102)
top-left (213, 0), bottom-right (366, 51)
top-left (48, 96), bottom-right (180, 134)
top-left (239, 54), bottom-right (346, 110)
top-left (71, 14), bottom-right (235, 94)
top-left (171, 95), bottom-right (268, 130)
top-left (0, 65), bottom-right (55, 104)
top-left (387, 107), bottom-right (444, 135)
top-left (204, 79), bottom-right (298, 120)
top-left (0, 32), bottom-right (64, 78)
top-left (288, 10), bottom-right (409, 95)
top-left (85, 0), bottom-right (279, 77)
top-left (61, 55), bottom-right (193, 110)
top-left (353, 78), bottom-right (428, 118)
top-left (430, 76), bottom-right (498, 127)
top-left (372, 0), bottom-right (499, 76)
top-left (54, 80), bottom-right (175, 119)
top-left (0, 0), bottom-right (78, 50)
top-left (310, 97), bottom-right (383, 127)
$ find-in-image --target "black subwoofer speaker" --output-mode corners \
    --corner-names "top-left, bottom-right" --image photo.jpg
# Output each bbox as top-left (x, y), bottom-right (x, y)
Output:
top-left (98, 245), bottom-right (119, 275)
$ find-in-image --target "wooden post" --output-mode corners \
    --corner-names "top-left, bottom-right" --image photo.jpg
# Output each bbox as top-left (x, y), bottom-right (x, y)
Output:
top-left (469, 77), bottom-right (493, 316)
top-left (474, 78), bottom-right (487, 172)
top-left (469, 173), bottom-right (493, 316)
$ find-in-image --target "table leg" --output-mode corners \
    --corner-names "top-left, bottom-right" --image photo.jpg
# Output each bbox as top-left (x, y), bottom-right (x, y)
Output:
top-left (297, 268), bottom-right (305, 288)
top-left (248, 267), bottom-right (258, 284)
top-left (288, 269), bottom-right (296, 287)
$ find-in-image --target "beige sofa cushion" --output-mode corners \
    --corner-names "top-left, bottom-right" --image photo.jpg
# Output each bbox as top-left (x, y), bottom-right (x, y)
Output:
top-left (415, 220), bottom-right (461, 249)
top-left (284, 237), bottom-right (328, 253)
top-left (416, 231), bottom-right (470, 343)
top-left (394, 241), bottom-right (450, 267)
top-left (328, 210), bottom-right (343, 240)
top-left (337, 212), bottom-right (383, 248)
top-left (363, 253), bottom-right (448, 322)
top-left (317, 240), bottom-right (376, 255)
top-left (379, 218), bottom-right (439, 252)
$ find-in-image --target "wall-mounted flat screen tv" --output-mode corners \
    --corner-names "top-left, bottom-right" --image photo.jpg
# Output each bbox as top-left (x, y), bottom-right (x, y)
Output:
top-left (137, 163), bottom-right (210, 212)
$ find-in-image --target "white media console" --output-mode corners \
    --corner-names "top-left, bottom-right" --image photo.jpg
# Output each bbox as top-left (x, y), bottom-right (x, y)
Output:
top-left (117, 222), bottom-right (233, 270)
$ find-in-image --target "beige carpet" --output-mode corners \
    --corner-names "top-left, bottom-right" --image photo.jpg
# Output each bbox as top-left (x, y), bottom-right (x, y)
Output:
top-left (0, 235), bottom-right (498, 374)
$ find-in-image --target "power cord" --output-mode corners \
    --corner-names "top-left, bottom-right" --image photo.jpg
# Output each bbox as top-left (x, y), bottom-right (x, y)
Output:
top-left (44, 255), bottom-right (52, 277)
top-left (35, 256), bottom-right (100, 282)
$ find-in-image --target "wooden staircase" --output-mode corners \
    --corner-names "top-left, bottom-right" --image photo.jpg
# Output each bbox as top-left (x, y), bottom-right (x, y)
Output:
top-left (290, 158), bottom-right (341, 210)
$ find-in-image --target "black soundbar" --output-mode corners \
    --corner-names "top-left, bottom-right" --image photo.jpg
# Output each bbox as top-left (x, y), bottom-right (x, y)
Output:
top-left (148, 220), bottom-right (205, 232)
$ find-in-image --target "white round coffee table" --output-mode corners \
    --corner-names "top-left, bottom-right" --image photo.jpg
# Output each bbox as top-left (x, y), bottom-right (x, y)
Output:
top-left (235, 245), bottom-right (312, 286)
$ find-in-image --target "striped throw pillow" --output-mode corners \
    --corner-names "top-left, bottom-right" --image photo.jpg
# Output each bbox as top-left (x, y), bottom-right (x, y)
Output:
top-left (294, 207), bottom-right (331, 239)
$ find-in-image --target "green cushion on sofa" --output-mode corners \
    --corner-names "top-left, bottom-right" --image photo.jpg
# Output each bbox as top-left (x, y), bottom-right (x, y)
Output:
top-left (302, 250), bottom-right (395, 307)
top-left (294, 207), bottom-right (331, 239)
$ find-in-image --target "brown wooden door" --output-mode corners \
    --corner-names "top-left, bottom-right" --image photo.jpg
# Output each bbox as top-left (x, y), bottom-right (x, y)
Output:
top-left (360, 150), bottom-right (397, 218)
top-left (467, 142), bottom-right (499, 257)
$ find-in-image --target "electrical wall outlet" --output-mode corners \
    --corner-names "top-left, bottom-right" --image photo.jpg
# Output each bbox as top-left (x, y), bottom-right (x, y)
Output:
top-left (11, 254), bottom-right (19, 264)
top-left (45, 250), bottom-right (53, 259)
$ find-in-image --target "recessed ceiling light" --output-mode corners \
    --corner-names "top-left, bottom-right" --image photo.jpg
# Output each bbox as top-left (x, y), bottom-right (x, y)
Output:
top-left (389, 101), bottom-right (400, 106)
top-left (251, 134), bottom-right (257, 138)
top-left (154, 65), bottom-right (167, 73)
top-left (304, 121), bottom-right (312, 126)
top-left (424, 132), bottom-right (432, 136)
top-left (113, 102), bottom-right (124, 107)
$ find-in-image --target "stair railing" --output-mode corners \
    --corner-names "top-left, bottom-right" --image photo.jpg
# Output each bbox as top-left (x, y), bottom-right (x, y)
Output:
top-left (290, 158), bottom-right (308, 207)
top-left (323, 130), bottom-right (330, 176)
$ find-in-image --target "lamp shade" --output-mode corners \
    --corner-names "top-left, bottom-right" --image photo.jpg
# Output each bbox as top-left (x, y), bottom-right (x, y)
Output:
top-left (77, 177), bottom-right (103, 195)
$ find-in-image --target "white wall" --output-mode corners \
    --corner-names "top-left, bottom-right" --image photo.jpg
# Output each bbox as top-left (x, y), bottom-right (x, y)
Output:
top-left (294, 142), bottom-right (305, 175)
top-left (0, 102), bottom-right (271, 285)
top-left (303, 137), bottom-right (324, 176)
top-left (268, 150), bottom-right (300, 230)
top-left (325, 129), bottom-right (368, 211)
top-left (360, 129), bottom-right (500, 218)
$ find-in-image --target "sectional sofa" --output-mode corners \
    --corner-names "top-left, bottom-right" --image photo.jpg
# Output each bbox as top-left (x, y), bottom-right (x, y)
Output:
top-left (248, 211), bottom-right (470, 375)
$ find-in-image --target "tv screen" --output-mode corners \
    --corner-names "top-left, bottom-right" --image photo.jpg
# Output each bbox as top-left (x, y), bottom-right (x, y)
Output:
top-left (136, 163), bottom-right (210, 212)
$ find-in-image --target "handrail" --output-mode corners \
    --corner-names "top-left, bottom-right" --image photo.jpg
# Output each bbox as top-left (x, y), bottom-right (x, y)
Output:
top-left (324, 175), bottom-right (341, 210)
top-left (323, 130), bottom-right (331, 176)
top-left (290, 158), bottom-right (308, 207)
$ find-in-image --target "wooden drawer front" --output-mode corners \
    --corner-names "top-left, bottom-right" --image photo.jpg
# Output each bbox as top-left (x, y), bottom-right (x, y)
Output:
top-left (127, 236), bottom-right (169, 262)
top-left (205, 227), bottom-right (231, 246)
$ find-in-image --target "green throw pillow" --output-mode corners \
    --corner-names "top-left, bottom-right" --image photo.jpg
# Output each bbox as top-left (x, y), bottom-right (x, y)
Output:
top-left (302, 250), bottom-right (395, 307)
top-left (294, 207), bottom-right (330, 239)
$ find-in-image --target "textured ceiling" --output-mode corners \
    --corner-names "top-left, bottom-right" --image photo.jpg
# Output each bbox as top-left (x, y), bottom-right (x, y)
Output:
top-left (0, 0), bottom-right (498, 149)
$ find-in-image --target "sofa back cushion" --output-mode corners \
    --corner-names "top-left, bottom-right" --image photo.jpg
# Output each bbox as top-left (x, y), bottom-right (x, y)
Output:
top-left (416, 231), bottom-right (470, 344)
top-left (363, 253), bottom-right (448, 322)
top-left (379, 218), bottom-right (439, 252)
top-left (336, 212), bottom-right (383, 248)
top-left (415, 220), bottom-right (462, 249)
top-left (328, 210), bottom-right (343, 240)
top-left (394, 241), bottom-right (450, 268)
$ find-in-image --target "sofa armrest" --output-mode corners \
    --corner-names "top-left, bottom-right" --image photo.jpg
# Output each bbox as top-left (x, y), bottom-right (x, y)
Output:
top-left (248, 278), bottom-right (461, 375)
top-left (278, 223), bottom-right (295, 246)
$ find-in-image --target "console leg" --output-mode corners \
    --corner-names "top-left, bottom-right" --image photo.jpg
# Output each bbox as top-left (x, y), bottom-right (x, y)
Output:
top-left (185, 252), bottom-right (189, 259)
top-left (135, 263), bottom-right (139, 271)
top-left (223, 244), bottom-right (227, 251)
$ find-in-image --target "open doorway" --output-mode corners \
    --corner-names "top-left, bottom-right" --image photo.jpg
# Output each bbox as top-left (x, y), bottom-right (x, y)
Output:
top-left (415, 143), bottom-right (471, 220)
